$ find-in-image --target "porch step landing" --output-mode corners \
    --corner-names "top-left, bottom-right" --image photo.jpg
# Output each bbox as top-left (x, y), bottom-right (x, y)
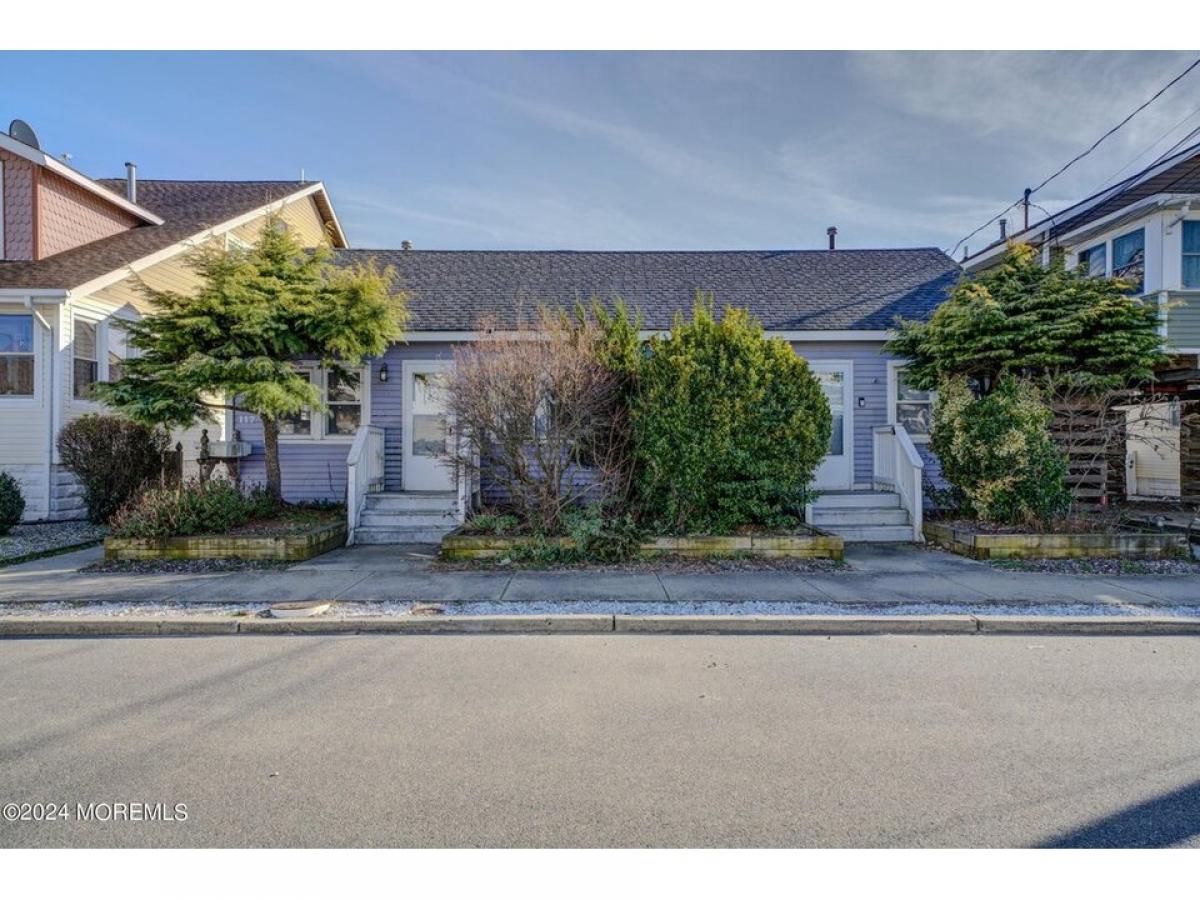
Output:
top-left (808, 491), bottom-right (915, 543)
top-left (353, 491), bottom-right (459, 545)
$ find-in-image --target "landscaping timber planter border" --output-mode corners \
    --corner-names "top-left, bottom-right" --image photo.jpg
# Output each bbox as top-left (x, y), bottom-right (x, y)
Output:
top-left (104, 522), bottom-right (347, 562)
top-left (923, 521), bottom-right (1188, 560)
top-left (441, 527), bottom-right (843, 561)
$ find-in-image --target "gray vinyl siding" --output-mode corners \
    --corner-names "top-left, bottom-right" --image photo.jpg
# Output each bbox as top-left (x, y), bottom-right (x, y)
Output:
top-left (1167, 293), bottom-right (1200, 349)
top-left (791, 341), bottom-right (891, 487)
top-left (236, 419), bottom-right (353, 503)
top-left (238, 338), bottom-right (911, 503)
top-left (370, 342), bottom-right (456, 490)
top-left (237, 342), bottom-right (456, 502)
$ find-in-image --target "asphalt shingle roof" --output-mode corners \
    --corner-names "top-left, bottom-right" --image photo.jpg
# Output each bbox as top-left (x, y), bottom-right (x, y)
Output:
top-left (335, 248), bottom-right (961, 332)
top-left (0, 180), bottom-right (311, 291)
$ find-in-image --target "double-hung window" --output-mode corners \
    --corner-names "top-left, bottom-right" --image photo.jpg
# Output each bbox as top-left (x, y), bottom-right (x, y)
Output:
top-left (1184, 221), bottom-right (1200, 289)
top-left (1078, 243), bottom-right (1106, 278)
top-left (0, 314), bottom-right (35, 397)
top-left (278, 366), bottom-right (363, 440)
top-left (106, 324), bottom-right (128, 384)
top-left (325, 370), bottom-right (362, 437)
top-left (278, 368), bottom-right (315, 437)
top-left (73, 319), bottom-right (99, 400)
top-left (1112, 228), bottom-right (1145, 294)
top-left (891, 364), bottom-right (933, 442)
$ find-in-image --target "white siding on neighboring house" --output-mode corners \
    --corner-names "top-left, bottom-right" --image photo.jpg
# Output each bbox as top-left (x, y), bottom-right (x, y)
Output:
top-left (0, 301), bottom-right (57, 520)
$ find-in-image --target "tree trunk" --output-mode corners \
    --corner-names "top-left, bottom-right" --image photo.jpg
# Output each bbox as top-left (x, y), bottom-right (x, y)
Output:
top-left (260, 414), bottom-right (283, 506)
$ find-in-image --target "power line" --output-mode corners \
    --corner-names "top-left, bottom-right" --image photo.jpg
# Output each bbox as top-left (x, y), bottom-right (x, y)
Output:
top-left (1148, 120), bottom-right (1200, 168)
top-left (1028, 56), bottom-right (1200, 196)
top-left (949, 55), bottom-right (1200, 260)
top-left (948, 199), bottom-right (1024, 260)
top-left (1091, 103), bottom-right (1200, 193)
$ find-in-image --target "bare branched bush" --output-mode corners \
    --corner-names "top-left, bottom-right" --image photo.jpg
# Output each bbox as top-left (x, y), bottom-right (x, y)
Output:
top-left (438, 310), bottom-right (631, 533)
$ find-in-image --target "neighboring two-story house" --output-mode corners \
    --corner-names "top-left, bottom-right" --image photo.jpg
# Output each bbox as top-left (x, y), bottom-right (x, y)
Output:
top-left (962, 140), bottom-right (1200, 502)
top-left (0, 122), bottom-right (345, 521)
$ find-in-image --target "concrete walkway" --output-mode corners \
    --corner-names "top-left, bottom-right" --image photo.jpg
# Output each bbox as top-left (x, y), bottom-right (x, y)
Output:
top-left (1, 542), bottom-right (1197, 611)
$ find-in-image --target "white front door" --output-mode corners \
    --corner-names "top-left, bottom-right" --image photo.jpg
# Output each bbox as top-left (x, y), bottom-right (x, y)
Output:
top-left (809, 361), bottom-right (853, 490)
top-left (402, 360), bottom-right (455, 492)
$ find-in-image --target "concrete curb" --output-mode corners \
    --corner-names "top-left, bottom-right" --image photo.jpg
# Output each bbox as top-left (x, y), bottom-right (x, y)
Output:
top-left (3, 614), bottom-right (1200, 637)
top-left (614, 614), bottom-right (979, 634)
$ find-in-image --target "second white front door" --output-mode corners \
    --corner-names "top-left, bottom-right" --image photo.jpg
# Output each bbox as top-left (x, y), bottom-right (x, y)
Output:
top-left (809, 361), bottom-right (853, 490)
top-left (402, 360), bottom-right (455, 492)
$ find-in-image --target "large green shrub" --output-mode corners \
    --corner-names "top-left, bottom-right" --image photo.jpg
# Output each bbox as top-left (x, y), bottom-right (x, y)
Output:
top-left (0, 471), bottom-right (25, 535)
top-left (631, 300), bottom-right (831, 534)
top-left (931, 376), bottom-right (1071, 526)
top-left (888, 243), bottom-right (1166, 396)
top-left (56, 414), bottom-right (171, 523)
top-left (110, 478), bottom-right (276, 539)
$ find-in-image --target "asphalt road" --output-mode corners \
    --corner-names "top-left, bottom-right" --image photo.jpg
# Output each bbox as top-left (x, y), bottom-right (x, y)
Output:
top-left (2, 633), bottom-right (1199, 848)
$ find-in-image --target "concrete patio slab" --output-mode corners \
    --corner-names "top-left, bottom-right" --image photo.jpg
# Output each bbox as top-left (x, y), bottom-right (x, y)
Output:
top-left (840, 543), bottom-right (986, 574)
top-left (288, 544), bottom-right (439, 572)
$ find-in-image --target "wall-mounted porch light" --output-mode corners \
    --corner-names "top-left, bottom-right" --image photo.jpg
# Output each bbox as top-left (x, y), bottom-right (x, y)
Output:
top-left (378, 362), bottom-right (389, 383)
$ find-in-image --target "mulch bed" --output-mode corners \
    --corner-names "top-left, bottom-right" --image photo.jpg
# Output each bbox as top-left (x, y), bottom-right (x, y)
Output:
top-left (218, 508), bottom-right (343, 537)
top-left (0, 522), bottom-right (109, 566)
top-left (930, 516), bottom-right (1121, 535)
top-left (990, 557), bottom-right (1200, 576)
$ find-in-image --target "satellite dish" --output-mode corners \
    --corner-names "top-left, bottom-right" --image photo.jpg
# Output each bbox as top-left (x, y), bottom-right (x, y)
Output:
top-left (8, 119), bottom-right (41, 150)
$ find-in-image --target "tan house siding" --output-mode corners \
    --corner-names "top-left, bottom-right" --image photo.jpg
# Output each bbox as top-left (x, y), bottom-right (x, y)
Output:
top-left (229, 194), bottom-right (332, 247)
top-left (38, 168), bottom-right (140, 259)
top-left (94, 194), bottom-right (335, 313)
top-left (0, 147), bottom-right (36, 260)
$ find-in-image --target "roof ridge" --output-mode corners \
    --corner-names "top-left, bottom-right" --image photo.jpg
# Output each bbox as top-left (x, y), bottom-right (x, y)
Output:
top-left (96, 178), bottom-right (310, 185)
top-left (337, 247), bottom-right (950, 255)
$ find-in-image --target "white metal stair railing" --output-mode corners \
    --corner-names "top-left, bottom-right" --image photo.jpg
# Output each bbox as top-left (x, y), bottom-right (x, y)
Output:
top-left (346, 424), bottom-right (385, 544)
top-left (872, 423), bottom-right (925, 542)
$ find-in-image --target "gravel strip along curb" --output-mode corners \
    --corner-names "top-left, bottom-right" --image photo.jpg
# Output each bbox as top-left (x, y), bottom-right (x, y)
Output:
top-left (3, 615), bottom-right (1200, 637)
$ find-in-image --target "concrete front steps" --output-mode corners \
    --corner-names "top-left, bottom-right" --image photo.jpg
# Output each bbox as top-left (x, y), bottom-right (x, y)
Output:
top-left (353, 491), bottom-right (460, 544)
top-left (808, 491), bottom-right (915, 543)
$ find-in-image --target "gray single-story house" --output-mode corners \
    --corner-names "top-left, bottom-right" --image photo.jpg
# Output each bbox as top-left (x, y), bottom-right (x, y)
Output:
top-left (0, 121), bottom-right (957, 543)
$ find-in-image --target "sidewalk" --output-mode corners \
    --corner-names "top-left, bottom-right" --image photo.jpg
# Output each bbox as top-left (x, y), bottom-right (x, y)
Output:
top-left (1, 542), bottom-right (1198, 613)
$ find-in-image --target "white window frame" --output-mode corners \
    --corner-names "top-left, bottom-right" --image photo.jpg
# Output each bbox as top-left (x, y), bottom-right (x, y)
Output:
top-left (1111, 226), bottom-right (1146, 292)
top-left (278, 363), bottom-right (370, 443)
top-left (103, 317), bottom-right (134, 384)
top-left (887, 361), bottom-right (934, 444)
top-left (0, 309), bottom-right (38, 404)
top-left (1184, 220), bottom-right (1200, 290)
top-left (71, 311), bottom-right (102, 403)
top-left (1078, 242), bottom-right (1107, 278)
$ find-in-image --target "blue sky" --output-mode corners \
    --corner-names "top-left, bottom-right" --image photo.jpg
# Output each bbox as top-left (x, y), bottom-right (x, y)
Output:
top-left (3, 51), bottom-right (1198, 254)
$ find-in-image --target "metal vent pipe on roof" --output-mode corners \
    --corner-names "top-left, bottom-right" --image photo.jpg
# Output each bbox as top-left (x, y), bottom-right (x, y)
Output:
top-left (999, 218), bottom-right (1007, 240)
top-left (125, 162), bottom-right (137, 204)
top-left (826, 226), bottom-right (837, 250)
